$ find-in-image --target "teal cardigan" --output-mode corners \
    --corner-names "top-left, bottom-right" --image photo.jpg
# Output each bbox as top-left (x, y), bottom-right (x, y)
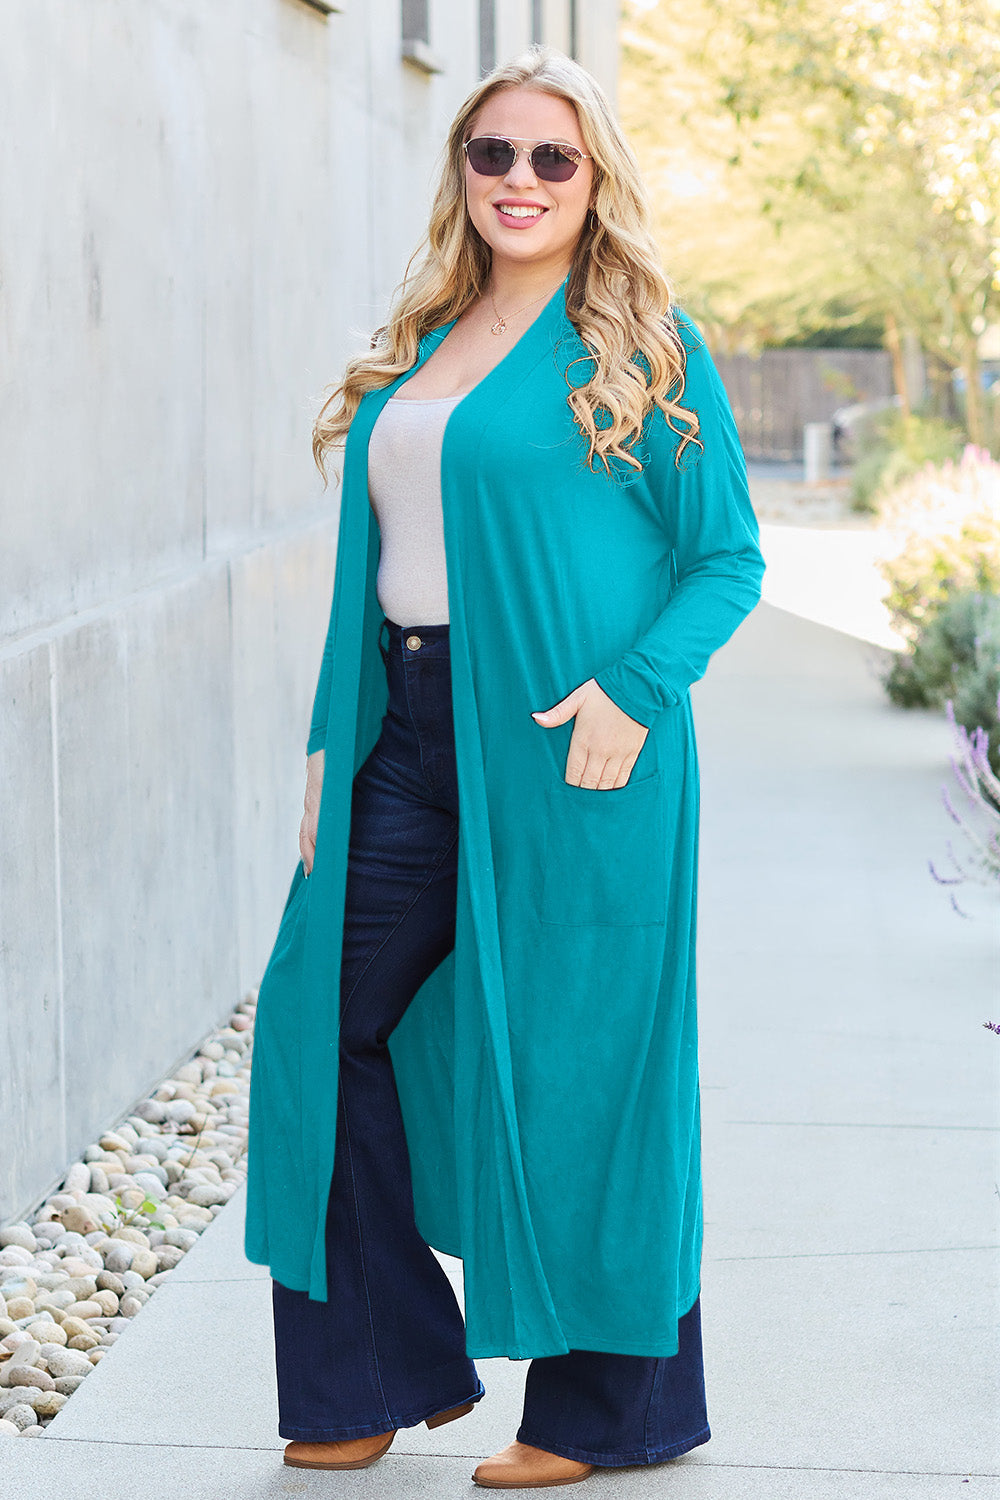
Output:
top-left (244, 274), bottom-right (765, 1359)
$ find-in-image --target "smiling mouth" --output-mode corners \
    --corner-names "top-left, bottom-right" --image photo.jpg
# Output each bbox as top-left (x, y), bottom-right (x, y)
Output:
top-left (493, 204), bottom-right (548, 222)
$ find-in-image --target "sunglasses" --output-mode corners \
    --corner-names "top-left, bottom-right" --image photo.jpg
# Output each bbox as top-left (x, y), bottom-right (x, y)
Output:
top-left (463, 135), bottom-right (591, 183)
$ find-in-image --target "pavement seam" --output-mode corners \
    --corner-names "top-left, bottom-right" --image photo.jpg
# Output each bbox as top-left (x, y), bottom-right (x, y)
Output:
top-left (164, 1274), bottom-right (269, 1283)
top-left (724, 1120), bottom-right (999, 1131)
top-left (35, 1436), bottom-right (999, 1476)
top-left (709, 1244), bottom-right (998, 1261)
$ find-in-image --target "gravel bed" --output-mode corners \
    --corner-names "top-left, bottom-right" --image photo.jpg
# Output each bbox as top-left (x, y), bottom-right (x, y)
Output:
top-left (0, 992), bottom-right (257, 1437)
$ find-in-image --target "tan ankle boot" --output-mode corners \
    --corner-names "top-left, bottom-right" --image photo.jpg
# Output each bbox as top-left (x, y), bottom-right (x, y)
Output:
top-left (473, 1439), bottom-right (594, 1488)
top-left (284, 1399), bottom-right (476, 1470)
top-left (284, 1430), bottom-right (396, 1469)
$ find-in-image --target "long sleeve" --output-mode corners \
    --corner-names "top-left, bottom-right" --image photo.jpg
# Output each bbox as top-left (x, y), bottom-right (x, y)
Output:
top-left (592, 315), bottom-right (765, 729)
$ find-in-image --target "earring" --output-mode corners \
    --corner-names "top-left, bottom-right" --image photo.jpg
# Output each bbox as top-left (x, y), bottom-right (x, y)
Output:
top-left (588, 208), bottom-right (599, 232)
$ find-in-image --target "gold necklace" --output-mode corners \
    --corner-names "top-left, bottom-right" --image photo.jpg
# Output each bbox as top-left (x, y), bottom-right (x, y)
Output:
top-left (488, 277), bottom-right (565, 336)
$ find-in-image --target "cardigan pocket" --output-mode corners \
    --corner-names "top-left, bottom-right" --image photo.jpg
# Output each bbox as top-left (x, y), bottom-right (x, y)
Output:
top-left (539, 768), bottom-right (666, 927)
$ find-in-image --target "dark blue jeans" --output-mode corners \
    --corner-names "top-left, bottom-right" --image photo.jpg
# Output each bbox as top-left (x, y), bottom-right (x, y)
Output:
top-left (271, 617), bottom-right (711, 1467)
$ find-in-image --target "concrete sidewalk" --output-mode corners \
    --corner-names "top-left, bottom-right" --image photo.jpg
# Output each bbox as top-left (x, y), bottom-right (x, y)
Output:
top-left (5, 585), bottom-right (998, 1495)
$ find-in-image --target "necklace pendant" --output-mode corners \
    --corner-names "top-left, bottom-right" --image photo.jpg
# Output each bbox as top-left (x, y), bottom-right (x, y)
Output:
top-left (490, 315), bottom-right (507, 335)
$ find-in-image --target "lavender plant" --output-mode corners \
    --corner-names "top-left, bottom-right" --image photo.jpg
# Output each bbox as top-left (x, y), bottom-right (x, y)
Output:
top-left (929, 691), bottom-right (1000, 923)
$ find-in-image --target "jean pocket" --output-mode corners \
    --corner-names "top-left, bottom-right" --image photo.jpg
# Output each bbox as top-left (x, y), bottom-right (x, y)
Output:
top-left (539, 768), bottom-right (666, 927)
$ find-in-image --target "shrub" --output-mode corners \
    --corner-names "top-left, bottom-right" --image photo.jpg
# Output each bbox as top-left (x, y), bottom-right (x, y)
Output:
top-left (874, 448), bottom-right (1000, 778)
top-left (873, 446), bottom-right (1000, 644)
top-left (884, 588), bottom-right (1000, 721)
top-left (851, 408), bottom-right (966, 512)
top-left (952, 639), bottom-right (1000, 779)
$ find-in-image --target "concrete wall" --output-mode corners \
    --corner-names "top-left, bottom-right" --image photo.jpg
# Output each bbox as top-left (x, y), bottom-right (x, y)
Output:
top-left (0, 0), bottom-right (618, 1223)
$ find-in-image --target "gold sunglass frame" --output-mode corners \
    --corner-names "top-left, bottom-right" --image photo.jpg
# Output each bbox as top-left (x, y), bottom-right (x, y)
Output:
top-left (462, 134), bottom-right (592, 178)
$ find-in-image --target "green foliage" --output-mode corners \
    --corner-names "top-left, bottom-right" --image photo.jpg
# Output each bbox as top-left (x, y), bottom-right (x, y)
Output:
top-left (884, 588), bottom-right (1000, 711)
top-left (620, 0), bottom-right (1000, 440)
top-left (99, 1193), bottom-right (166, 1233)
top-left (952, 634), bottom-right (1000, 777)
top-left (874, 446), bottom-right (1000, 640)
top-left (884, 588), bottom-right (1000, 778)
top-left (763, 314), bottom-right (887, 350)
top-left (851, 409), bottom-right (965, 510)
top-left (875, 446), bottom-right (1000, 772)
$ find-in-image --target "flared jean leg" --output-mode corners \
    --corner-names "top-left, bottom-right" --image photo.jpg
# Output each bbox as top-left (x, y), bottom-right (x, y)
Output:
top-left (516, 1297), bottom-right (711, 1467)
top-left (270, 617), bottom-right (711, 1458)
top-left (271, 621), bottom-right (484, 1441)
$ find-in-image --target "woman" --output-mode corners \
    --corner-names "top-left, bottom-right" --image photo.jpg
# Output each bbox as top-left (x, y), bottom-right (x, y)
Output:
top-left (245, 43), bottom-right (765, 1490)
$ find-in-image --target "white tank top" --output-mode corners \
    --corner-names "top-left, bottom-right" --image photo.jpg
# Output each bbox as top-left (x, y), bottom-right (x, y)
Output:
top-left (367, 392), bottom-right (465, 626)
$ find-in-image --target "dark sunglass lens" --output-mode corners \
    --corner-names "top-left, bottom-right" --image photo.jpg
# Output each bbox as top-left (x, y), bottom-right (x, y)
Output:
top-left (467, 137), bottom-right (516, 175)
top-left (531, 144), bottom-right (580, 181)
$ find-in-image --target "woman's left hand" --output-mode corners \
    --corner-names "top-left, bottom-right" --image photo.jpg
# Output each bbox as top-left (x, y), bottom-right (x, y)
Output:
top-left (532, 679), bottom-right (650, 788)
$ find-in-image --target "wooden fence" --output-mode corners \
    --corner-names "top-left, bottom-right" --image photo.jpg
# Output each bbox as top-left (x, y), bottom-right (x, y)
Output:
top-left (710, 348), bottom-right (894, 461)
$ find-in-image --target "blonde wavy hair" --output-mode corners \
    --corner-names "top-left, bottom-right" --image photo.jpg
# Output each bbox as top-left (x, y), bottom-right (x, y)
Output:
top-left (312, 44), bottom-right (701, 486)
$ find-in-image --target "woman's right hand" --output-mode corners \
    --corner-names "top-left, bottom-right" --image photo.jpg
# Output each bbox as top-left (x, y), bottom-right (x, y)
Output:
top-left (299, 749), bottom-right (325, 875)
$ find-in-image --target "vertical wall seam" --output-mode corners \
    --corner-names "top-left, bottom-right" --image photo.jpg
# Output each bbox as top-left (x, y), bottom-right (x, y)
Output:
top-left (226, 558), bottom-right (242, 994)
top-left (48, 641), bottom-right (67, 1167)
top-left (202, 285), bottom-right (209, 561)
top-left (365, 2), bottom-right (375, 315)
top-left (121, 616), bottom-right (134, 1091)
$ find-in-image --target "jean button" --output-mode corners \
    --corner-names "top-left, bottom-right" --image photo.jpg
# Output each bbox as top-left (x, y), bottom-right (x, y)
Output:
top-left (406, 635), bottom-right (423, 651)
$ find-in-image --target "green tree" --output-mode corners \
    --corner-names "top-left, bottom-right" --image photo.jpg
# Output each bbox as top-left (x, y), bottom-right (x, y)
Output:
top-left (622, 0), bottom-right (1000, 443)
